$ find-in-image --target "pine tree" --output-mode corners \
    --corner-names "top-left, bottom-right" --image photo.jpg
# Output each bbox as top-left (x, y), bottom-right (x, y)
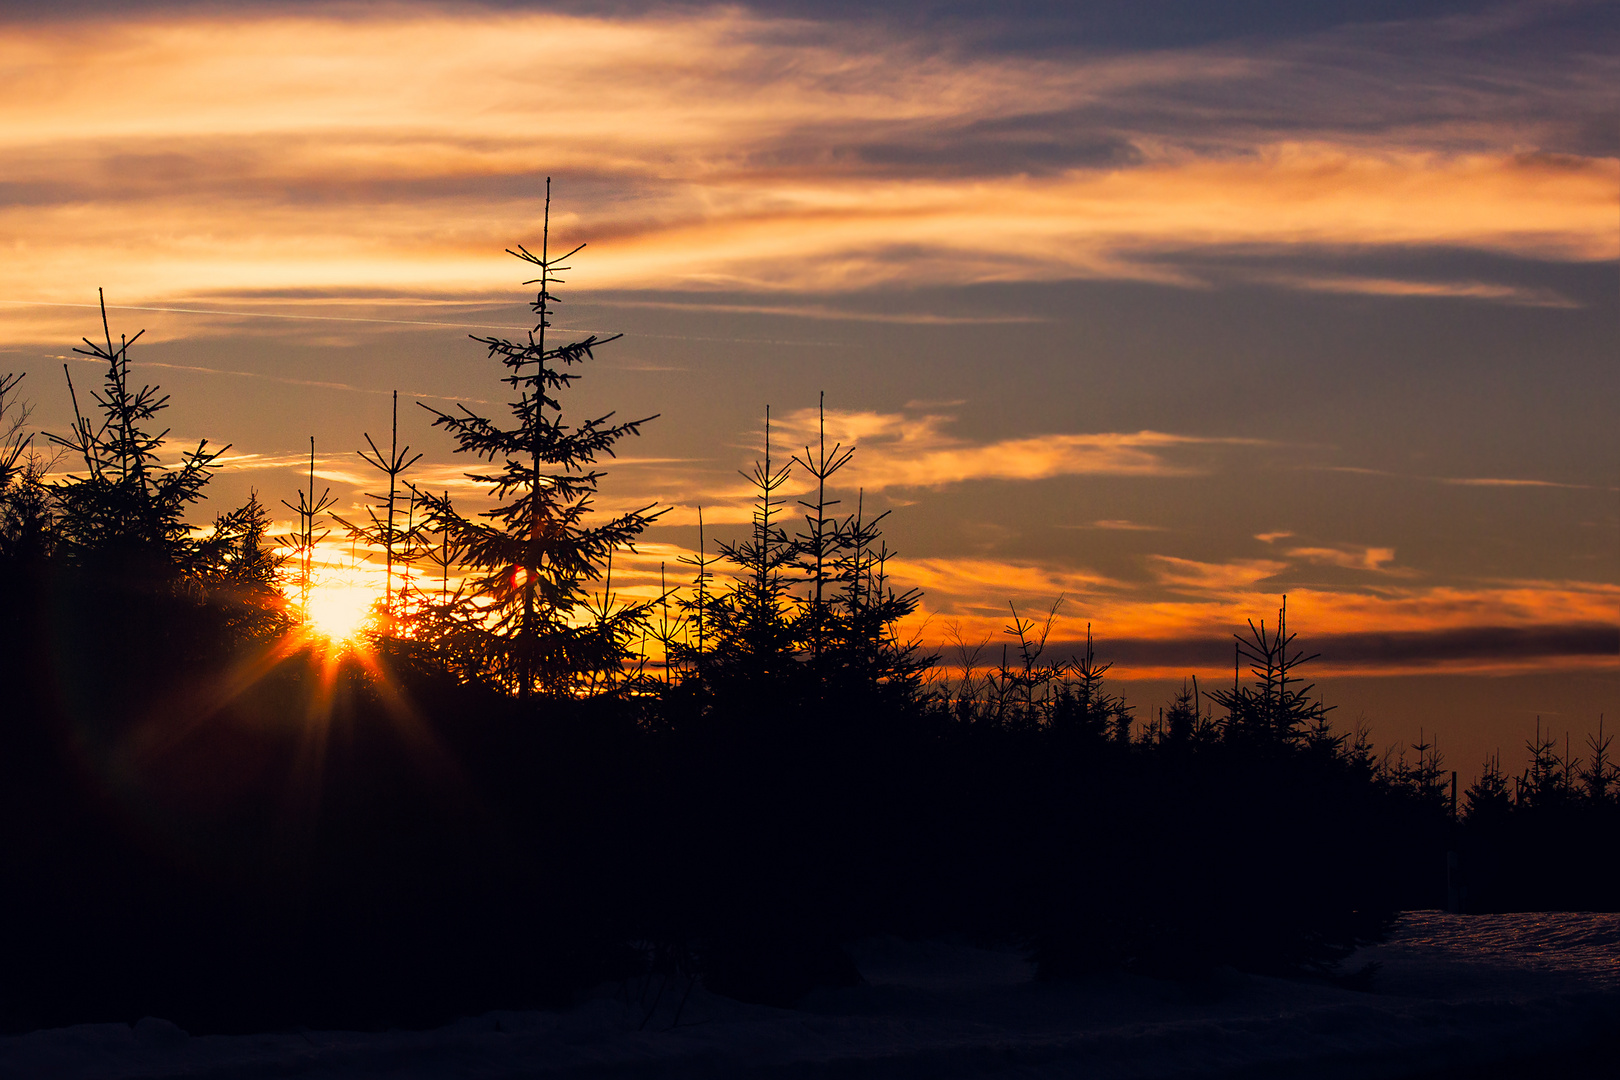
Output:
top-left (205, 489), bottom-right (290, 640)
top-left (789, 393), bottom-right (854, 665)
top-left (705, 406), bottom-right (799, 682)
top-left (671, 506), bottom-right (721, 674)
top-left (281, 436), bottom-right (338, 621)
top-left (411, 487), bottom-right (466, 606)
top-left (417, 183), bottom-right (663, 698)
top-left (1579, 716), bottom-right (1617, 805)
top-left (333, 391), bottom-right (424, 632)
top-left (1050, 621), bottom-right (1130, 739)
top-left (0, 371), bottom-right (53, 562)
top-left (208, 490), bottom-right (284, 590)
top-left (1205, 597), bottom-right (1331, 746)
top-left (820, 496), bottom-right (931, 699)
top-left (49, 291), bottom-right (228, 582)
top-left (700, 400), bottom-right (932, 699)
top-left (1161, 679), bottom-right (1203, 743)
top-left (0, 371), bottom-right (29, 493)
top-left (1464, 750), bottom-right (1512, 824)
top-left (1519, 716), bottom-right (1569, 810)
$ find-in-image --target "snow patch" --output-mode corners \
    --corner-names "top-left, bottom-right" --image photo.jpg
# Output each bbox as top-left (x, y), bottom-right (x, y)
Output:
top-left (3, 913), bottom-right (1617, 1078)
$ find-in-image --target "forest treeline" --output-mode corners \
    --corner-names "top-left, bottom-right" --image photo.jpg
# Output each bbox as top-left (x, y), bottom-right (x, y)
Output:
top-left (0, 213), bottom-right (1615, 1034)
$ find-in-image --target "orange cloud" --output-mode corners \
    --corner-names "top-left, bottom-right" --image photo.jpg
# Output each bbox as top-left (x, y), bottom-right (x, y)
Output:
top-left (769, 407), bottom-right (1264, 489)
top-left (0, 8), bottom-right (1613, 322)
top-left (1440, 476), bottom-right (1603, 491)
top-left (587, 147), bottom-right (1617, 293)
top-left (1145, 555), bottom-right (1292, 593)
top-left (1284, 545), bottom-right (1401, 573)
top-left (281, 508), bottom-right (1615, 679)
top-left (1077, 520), bottom-right (1167, 532)
top-left (888, 560), bottom-right (1620, 678)
top-left (1279, 275), bottom-right (1579, 307)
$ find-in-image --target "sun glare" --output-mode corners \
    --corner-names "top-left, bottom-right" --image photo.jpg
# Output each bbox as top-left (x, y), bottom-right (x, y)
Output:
top-left (305, 581), bottom-right (377, 643)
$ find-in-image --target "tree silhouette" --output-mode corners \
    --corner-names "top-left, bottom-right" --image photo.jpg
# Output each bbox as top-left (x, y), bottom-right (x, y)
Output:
top-left (670, 506), bottom-right (722, 674)
top-left (416, 182), bottom-right (663, 697)
top-left (0, 371), bottom-right (29, 492)
top-left (1579, 716), bottom-right (1617, 804)
top-left (1052, 620), bottom-right (1132, 741)
top-left (208, 490), bottom-right (284, 589)
top-left (819, 492), bottom-right (931, 699)
top-left (1159, 678), bottom-right (1206, 743)
top-left (281, 436), bottom-right (338, 620)
top-left (789, 393), bottom-right (854, 665)
top-left (411, 487), bottom-right (467, 606)
top-left (0, 371), bottom-right (54, 562)
top-left (333, 391), bottom-right (424, 631)
top-left (1205, 596), bottom-right (1331, 745)
top-left (1464, 750), bottom-right (1512, 824)
top-left (704, 406), bottom-right (798, 682)
top-left (1518, 716), bottom-right (1570, 811)
top-left (48, 291), bottom-right (229, 583)
top-left (205, 489), bottom-right (289, 640)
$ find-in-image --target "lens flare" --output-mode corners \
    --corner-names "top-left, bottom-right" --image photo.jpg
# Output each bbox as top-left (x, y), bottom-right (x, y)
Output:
top-left (304, 580), bottom-right (377, 643)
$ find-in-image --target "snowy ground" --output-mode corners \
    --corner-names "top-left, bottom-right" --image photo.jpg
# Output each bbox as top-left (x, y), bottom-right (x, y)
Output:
top-left (5, 911), bottom-right (1618, 1078)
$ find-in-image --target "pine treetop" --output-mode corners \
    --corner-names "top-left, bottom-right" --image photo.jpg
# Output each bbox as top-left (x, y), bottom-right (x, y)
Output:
top-left (413, 181), bottom-right (664, 697)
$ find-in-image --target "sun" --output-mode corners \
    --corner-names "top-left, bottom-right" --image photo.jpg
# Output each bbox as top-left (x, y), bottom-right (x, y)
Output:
top-left (304, 580), bottom-right (377, 643)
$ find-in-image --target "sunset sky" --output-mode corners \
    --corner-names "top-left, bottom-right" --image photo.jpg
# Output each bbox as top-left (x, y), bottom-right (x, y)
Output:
top-left (1, 0), bottom-right (1615, 777)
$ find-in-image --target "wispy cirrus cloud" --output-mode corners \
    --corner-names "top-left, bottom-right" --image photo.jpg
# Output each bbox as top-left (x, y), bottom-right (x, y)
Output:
top-left (1065, 519), bottom-right (1168, 532)
top-left (1264, 273), bottom-right (1580, 307)
top-left (770, 407), bottom-right (1265, 489)
top-left (0, 5), bottom-right (1612, 318)
top-left (574, 297), bottom-right (1048, 325)
top-left (1145, 555), bottom-right (1291, 593)
top-left (1311, 464), bottom-right (1615, 492)
top-left (1285, 545), bottom-right (1402, 573)
top-left (53, 349), bottom-right (497, 405)
top-left (1440, 475), bottom-right (1604, 490)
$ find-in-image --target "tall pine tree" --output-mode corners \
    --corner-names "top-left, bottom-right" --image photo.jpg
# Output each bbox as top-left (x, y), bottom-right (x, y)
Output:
top-left (417, 183), bottom-right (663, 698)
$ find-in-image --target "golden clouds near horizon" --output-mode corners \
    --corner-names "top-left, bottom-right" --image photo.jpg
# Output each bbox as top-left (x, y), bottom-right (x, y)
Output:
top-left (486, 537), bottom-right (1618, 680)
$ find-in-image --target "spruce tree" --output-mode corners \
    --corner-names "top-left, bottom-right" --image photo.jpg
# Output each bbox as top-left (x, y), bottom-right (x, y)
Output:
top-left (333, 390), bottom-right (424, 631)
top-left (417, 183), bottom-right (663, 698)
top-left (49, 292), bottom-right (228, 582)
top-left (0, 371), bottom-right (53, 562)
top-left (789, 393), bottom-right (853, 664)
top-left (705, 406), bottom-right (799, 682)
top-left (698, 400), bottom-right (932, 702)
top-left (280, 437), bottom-right (338, 621)
top-left (204, 489), bottom-right (290, 640)
top-left (1580, 717), bottom-right (1616, 804)
top-left (0, 371), bottom-right (28, 493)
top-left (1205, 597), bottom-right (1331, 746)
top-left (671, 506), bottom-right (721, 674)
top-left (820, 493), bottom-right (930, 700)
